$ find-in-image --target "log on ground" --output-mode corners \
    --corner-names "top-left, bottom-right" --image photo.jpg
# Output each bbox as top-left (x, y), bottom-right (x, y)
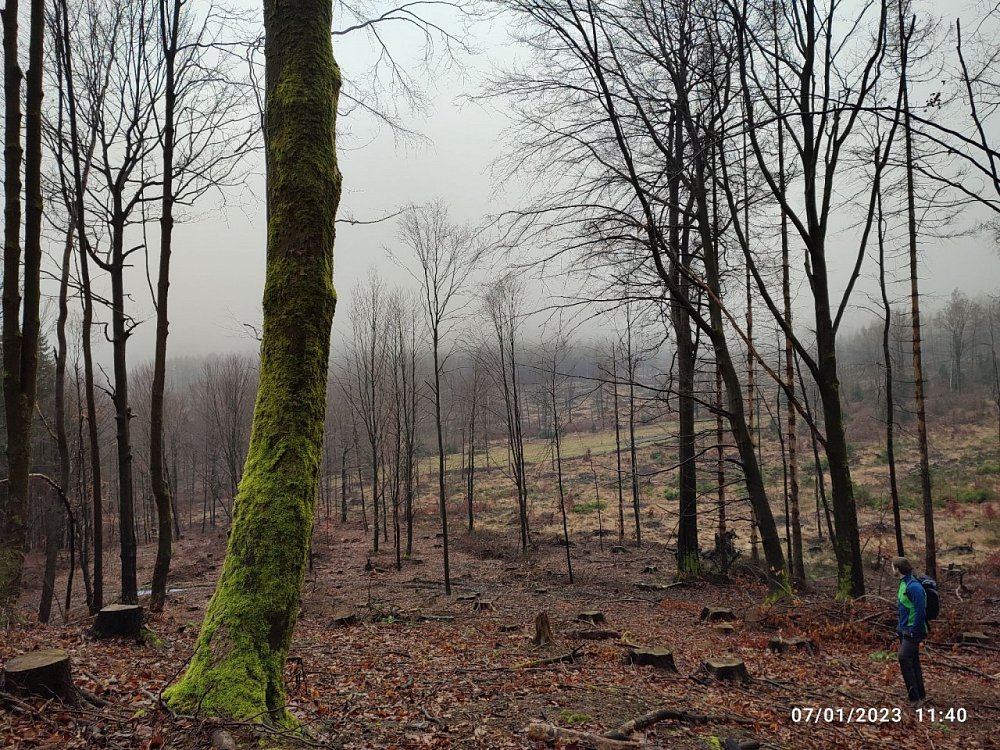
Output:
top-left (605, 705), bottom-right (756, 740)
top-left (527, 721), bottom-right (644, 749)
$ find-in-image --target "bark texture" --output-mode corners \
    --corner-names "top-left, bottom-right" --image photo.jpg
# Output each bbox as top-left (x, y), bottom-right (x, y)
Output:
top-left (163, 0), bottom-right (340, 721)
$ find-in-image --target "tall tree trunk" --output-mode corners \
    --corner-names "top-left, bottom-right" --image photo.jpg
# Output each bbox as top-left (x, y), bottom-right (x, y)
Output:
top-left (612, 352), bottom-right (625, 544)
top-left (626, 317), bottom-right (641, 547)
top-left (41, 226), bottom-right (75, 624)
top-left (433, 330), bottom-right (451, 595)
top-left (552, 377), bottom-right (573, 583)
top-left (1, 0), bottom-right (44, 611)
top-left (149, 0), bottom-right (180, 613)
top-left (775, 30), bottom-right (804, 580)
top-left (670, 117), bottom-right (698, 576)
top-left (899, 5), bottom-right (936, 580)
top-left (111, 216), bottom-right (138, 605)
top-left (164, 0), bottom-right (341, 721)
top-left (877, 188), bottom-right (905, 557)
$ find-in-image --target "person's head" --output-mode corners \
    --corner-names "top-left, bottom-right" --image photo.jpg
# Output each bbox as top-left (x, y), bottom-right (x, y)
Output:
top-left (892, 557), bottom-right (913, 577)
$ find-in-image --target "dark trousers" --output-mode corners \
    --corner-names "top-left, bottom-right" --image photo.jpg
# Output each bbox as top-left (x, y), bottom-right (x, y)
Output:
top-left (898, 637), bottom-right (926, 702)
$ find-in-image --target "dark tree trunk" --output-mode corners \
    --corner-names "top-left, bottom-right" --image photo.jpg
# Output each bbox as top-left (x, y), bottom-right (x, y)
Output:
top-left (150, 0), bottom-right (180, 613)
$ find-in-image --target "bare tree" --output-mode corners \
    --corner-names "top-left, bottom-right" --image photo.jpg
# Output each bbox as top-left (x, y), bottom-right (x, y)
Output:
top-left (399, 200), bottom-right (481, 595)
top-left (485, 274), bottom-right (531, 551)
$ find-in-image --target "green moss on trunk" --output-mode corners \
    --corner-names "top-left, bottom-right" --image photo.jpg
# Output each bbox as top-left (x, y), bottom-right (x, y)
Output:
top-left (163, 0), bottom-right (341, 722)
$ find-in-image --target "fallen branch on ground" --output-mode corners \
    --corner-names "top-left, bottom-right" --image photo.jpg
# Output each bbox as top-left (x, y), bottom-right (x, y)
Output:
top-left (604, 706), bottom-right (756, 740)
top-left (526, 721), bottom-right (644, 749)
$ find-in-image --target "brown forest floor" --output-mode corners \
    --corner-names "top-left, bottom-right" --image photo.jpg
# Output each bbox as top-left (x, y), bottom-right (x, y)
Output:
top-left (3, 517), bottom-right (1000, 750)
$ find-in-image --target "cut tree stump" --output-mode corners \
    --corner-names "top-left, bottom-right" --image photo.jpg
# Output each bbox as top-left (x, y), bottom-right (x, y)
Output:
top-left (768, 636), bottom-right (815, 654)
top-left (564, 629), bottom-right (621, 641)
top-left (498, 623), bottom-right (521, 633)
top-left (2, 649), bottom-right (76, 701)
top-left (643, 565), bottom-right (658, 574)
top-left (713, 623), bottom-right (737, 635)
top-left (533, 611), bottom-right (554, 646)
top-left (329, 609), bottom-right (358, 628)
top-left (93, 604), bottom-right (143, 639)
top-left (610, 546), bottom-right (627, 554)
top-left (702, 657), bottom-right (750, 682)
top-left (473, 599), bottom-right (494, 612)
top-left (627, 647), bottom-right (677, 671)
top-left (958, 632), bottom-right (990, 644)
top-left (700, 606), bottom-right (736, 623)
top-left (577, 611), bottom-right (607, 625)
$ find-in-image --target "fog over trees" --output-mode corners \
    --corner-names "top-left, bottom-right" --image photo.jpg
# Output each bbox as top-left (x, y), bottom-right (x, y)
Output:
top-left (3, 0), bottom-right (1000, 742)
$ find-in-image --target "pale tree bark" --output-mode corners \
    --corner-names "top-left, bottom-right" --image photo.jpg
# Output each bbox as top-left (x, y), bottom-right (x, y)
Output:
top-left (164, 0), bottom-right (341, 721)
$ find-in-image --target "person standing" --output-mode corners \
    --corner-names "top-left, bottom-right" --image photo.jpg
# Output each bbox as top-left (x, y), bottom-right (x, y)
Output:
top-left (892, 556), bottom-right (928, 706)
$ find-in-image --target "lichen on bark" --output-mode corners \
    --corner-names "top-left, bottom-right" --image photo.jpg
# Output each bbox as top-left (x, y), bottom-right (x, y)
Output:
top-left (163, 0), bottom-right (341, 723)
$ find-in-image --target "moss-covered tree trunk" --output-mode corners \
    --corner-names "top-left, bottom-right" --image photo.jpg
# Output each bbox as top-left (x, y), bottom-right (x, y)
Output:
top-left (164, 0), bottom-right (340, 722)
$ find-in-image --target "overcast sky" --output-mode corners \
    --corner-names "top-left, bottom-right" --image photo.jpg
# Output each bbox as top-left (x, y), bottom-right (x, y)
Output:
top-left (38, 1), bottom-right (1000, 370)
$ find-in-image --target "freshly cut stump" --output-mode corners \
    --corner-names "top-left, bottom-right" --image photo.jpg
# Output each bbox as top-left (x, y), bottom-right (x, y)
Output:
top-left (533, 611), bottom-right (554, 646)
top-left (577, 610), bottom-right (607, 625)
top-left (768, 636), bottom-right (814, 653)
top-left (93, 604), bottom-right (143, 639)
top-left (700, 606), bottom-right (736, 623)
top-left (627, 647), bottom-right (677, 671)
top-left (703, 657), bottom-right (749, 682)
top-left (2, 649), bottom-right (76, 701)
top-left (473, 599), bottom-right (494, 612)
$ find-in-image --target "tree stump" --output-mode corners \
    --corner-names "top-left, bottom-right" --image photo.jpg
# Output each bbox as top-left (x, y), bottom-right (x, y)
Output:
top-left (627, 647), bottom-right (677, 671)
top-left (533, 611), bottom-right (554, 646)
top-left (768, 636), bottom-right (814, 654)
top-left (713, 623), bottom-right (737, 635)
top-left (2, 649), bottom-right (76, 701)
top-left (702, 657), bottom-right (750, 682)
top-left (643, 565), bottom-right (658, 574)
top-left (498, 623), bottom-right (521, 633)
top-left (610, 545), bottom-right (626, 554)
top-left (473, 599), bottom-right (494, 612)
top-left (93, 604), bottom-right (144, 639)
top-left (329, 609), bottom-right (358, 628)
top-left (700, 606), bottom-right (736, 623)
top-left (958, 631), bottom-right (989, 644)
top-left (577, 610), bottom-right (607, 625)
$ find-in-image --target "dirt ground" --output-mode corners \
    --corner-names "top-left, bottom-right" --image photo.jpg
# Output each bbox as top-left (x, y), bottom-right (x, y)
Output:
top-left (2, 513), bottom-right (999, 750)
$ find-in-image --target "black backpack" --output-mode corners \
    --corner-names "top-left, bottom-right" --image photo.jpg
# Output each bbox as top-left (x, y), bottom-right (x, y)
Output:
top-left (918, 575), bottom-right (940, 621)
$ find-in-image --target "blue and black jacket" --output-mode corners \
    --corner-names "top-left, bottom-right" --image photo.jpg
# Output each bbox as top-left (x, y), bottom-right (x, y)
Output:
top-left (896, 574), bottom-right (927, 640)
